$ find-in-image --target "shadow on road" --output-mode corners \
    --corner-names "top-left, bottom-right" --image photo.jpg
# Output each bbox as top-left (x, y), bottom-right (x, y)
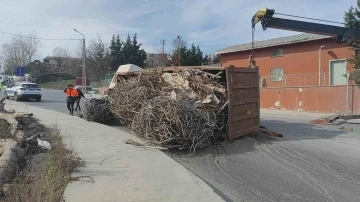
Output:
top-left (22, 99), bottom-right (65, 104)
top-left (166, 117), bottom-right (348, 158)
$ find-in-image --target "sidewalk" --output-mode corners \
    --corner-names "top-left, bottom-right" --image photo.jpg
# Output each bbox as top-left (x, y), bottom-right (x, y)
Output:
top-left (261, 108), bottom-right (333, 119)
top-left (84, 93), bottom-right (104, 99)
top-left (5, 102), bottom-right (224, 202)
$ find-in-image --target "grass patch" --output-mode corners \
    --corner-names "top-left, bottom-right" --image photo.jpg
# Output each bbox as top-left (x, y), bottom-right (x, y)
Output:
top-left (39, 80), bottom-right (74, 89)
top-left (1, 122), bottom-right (82, 202)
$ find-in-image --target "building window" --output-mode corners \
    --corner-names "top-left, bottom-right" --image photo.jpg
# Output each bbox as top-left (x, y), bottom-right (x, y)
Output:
top-left (270, 67), bottom-right (284, 81)
top-left (270, 49), bottom-right (284, 57)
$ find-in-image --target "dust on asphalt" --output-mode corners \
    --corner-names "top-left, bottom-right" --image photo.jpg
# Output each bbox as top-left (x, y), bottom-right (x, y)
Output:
top-left (165, 114), bottom-right (360, 202)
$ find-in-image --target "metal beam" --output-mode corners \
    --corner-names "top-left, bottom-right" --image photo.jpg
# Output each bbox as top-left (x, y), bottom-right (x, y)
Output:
top-left (263, 17), bottom-right (360, 43)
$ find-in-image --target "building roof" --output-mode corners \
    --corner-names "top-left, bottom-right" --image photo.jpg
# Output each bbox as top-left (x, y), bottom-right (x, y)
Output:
top-left (43, 56), bottom-right (81, 61)
top-left (214, 33), bottom-right (332, 55)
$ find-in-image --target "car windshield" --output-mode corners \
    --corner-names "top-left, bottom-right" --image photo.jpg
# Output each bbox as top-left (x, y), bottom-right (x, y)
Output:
top-left (21, 84), bottom-right (39, 88)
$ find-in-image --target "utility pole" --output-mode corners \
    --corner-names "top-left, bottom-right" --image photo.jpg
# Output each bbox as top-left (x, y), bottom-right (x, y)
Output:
top-left (74, 29), bottom-right (87, 94)
top-left (160, 39), bottom-right (166, 54)
top-left (177, 35), bottom-right (182, 67)
top-left (160, 39), bottom-right (166, 67)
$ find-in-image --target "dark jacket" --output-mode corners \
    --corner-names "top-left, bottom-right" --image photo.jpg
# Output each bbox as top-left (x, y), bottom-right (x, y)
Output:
top-left (76, 89), bottom-right (85, 100)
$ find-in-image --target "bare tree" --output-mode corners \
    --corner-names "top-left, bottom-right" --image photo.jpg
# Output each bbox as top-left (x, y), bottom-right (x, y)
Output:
top-left (0, 32), bottom-right (41, 74)
top-left (14, 32), bottom-right (41, 62)
top-left (172, 36), bottom-right (187, 50)
top-left (52, 46), bottom-right (71, 70)
top-left (87, 36), bottom-right (111, 81)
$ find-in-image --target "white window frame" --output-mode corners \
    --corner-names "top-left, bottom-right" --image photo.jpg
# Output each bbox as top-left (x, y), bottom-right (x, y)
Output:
top-left (328, 59), bottom-right (347, 86)
top-left (270, 49), bottom-right (284, 58)
top-left (270, 67), bottom-right (284, 81)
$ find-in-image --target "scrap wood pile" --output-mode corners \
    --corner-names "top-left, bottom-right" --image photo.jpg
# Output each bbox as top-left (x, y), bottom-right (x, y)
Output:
top-left (82, 98), bottom-right (119, 125)
top-left (83, 67), bottom-right (229, 152)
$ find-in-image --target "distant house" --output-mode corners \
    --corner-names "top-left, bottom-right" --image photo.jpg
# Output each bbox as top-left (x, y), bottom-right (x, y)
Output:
top-left (43, 56), bottom-right (82, 68)
top-left (145, 53), bottom-right (168, 68)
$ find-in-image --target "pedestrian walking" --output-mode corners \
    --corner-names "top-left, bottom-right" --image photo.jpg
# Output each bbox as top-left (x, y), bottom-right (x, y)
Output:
top-left (74, 86), bottom-right (85, 111)
top-left (63, 84), bottom-right (78, 116)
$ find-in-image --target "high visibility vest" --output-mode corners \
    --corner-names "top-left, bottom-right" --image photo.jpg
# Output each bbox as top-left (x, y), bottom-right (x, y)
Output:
top-left (64, 88), bottom-right (78, 97)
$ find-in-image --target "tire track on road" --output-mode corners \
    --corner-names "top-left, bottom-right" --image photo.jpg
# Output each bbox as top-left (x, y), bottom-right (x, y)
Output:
top-left (255, 142), bottom-right (335, 202)
top-left (273, 144), bottom-right (360, 186)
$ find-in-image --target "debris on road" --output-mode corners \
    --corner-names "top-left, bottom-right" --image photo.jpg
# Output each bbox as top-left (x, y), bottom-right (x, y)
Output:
top-left (82, 98), bottom-right (118, 125)
top-left (260, 126), bottom-right (283, 137)
top-left (339, 126), bottom-right (353, 131)
top-left (82, 67), bottom-right (229, 152)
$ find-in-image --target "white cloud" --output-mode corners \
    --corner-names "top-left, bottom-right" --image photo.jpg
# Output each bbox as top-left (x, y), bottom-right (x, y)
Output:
top-left (0, 0), bottom-right (355, 60)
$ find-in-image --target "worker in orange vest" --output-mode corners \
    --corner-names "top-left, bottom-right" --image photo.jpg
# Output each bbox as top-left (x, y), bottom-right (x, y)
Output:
top-left (64, 84), bottom-right (79, 115)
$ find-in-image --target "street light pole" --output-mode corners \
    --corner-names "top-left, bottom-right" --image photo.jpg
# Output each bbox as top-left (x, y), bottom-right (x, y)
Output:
top-left (177, 35), bottom-right (182, 67)
top-left (318, 45), bottom-right (325, 86)
top-left (74, 29), bottom-right (87, 94)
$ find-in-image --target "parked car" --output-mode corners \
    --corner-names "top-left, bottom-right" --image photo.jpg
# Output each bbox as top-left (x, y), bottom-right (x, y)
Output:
top-left (4, 81), bottom-right (42, 101)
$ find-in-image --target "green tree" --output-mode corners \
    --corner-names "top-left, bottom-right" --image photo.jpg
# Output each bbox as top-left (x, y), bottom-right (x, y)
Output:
top-left (195, 45), bottom-right (204, 65)
top-left (120, 33), bottom-right (147, 67)
top-left (109, 34), bottom-right (123, 70)
top-left (344, 1), bottom-right (360, 82)
top-left (170, 37), bottom-right (206, 66)
top-left (184, 43), bottom-right (197, 66)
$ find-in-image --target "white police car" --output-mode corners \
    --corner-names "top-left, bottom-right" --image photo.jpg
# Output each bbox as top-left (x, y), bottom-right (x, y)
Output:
top-left (4, 82), bottom-right (42, 101)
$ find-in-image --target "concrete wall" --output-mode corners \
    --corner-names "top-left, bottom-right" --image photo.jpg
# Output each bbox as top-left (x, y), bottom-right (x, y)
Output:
top-left (260, 85), bottom-right (360, 114)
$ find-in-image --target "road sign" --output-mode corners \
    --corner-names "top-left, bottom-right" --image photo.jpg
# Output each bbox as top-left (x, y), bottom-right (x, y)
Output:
top-left (13, 67), bottom-right (25, 76)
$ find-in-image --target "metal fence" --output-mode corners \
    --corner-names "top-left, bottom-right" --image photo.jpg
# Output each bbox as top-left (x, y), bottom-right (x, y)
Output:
top-left (91, 72), bottom-right (115, 88)
top-left (259, 71), bottom-right (356, 114)
top-left (260, 72), bottom-right (351, 88)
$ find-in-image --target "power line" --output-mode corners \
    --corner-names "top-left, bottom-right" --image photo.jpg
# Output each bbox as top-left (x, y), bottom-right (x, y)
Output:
top-left (0, 30), bottom-right (81, 41)
top-left (276, 13), bottom-right (344, 25)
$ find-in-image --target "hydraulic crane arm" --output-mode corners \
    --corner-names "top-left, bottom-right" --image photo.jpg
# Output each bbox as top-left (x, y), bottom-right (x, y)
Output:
top-left (251, 8), bottom-right (360, 43)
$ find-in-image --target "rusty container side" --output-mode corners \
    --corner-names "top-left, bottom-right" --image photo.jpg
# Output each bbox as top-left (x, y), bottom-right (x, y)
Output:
top-left (226, 66), bottom-right (260, 140)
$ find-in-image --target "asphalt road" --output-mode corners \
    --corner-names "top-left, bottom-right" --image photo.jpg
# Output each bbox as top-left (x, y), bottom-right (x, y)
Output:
top-left (166, 113), bottom-right (360, 202)
top-left (5, 88), bottom-right (360, 202)
top-left (1, 88), bottom-right (84, 114)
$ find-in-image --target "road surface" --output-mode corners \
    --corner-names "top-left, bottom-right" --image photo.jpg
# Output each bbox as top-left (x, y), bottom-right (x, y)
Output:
top-left (1, 88), bottom-right (95, 114)
top-left (4, 88), bottom-right (360, 202)
top-left (166, 111), bottom-right (360, 202)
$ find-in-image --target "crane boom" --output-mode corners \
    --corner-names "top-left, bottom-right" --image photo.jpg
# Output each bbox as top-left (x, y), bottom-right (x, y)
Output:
top-left (251, 8), bottom-right (360, 43)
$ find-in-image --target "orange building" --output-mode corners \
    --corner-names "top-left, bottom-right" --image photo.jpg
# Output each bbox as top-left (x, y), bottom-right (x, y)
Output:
top-left (215, 33), bottom-right (360, 113)
top-left (215, 33), bottom-right (354, 87)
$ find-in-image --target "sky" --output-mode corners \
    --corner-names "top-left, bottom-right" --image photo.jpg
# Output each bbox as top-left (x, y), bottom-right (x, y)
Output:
top-left (0, 0), bottom-right (356, 60)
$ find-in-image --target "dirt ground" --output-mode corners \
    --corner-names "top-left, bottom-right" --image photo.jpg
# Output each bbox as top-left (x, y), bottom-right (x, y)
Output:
top-left (0, 120), bottom-right (11, 139)
top-left (0, 112), bottom-right (81, 202)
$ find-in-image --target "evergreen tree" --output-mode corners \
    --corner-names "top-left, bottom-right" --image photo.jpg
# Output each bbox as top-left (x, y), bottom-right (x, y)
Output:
top-left (169, 36), bottom-right (206, 66)
top-left (109, 34), bottom-right (123, 70)
top-left (195, 45), bottom-right (204, 65)
top-left (122, 34), bottom-right (133, 65)
top-left (121, 33), bottom-right (147, 67)
top-left (184, 43), bottom-right (197, 66)
top-left (344, 1), bottom-right (360, 82)
top-left (171, 46), bottom-right (187, 66)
